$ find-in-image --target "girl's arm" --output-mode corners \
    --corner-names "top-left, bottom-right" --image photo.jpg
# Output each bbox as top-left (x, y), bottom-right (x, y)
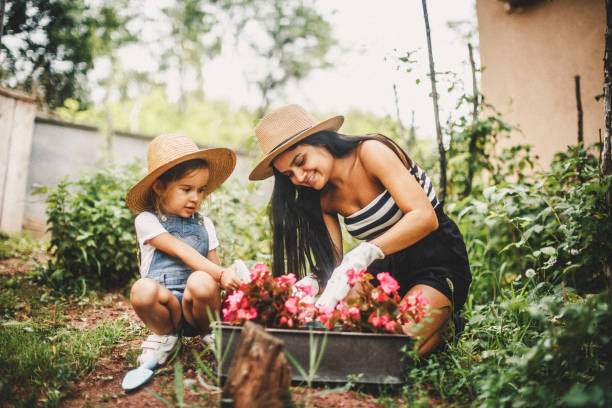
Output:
top-left (148, 233), bottom-right (242, 290)
top-left (359, 140), bottom-right (438, 255)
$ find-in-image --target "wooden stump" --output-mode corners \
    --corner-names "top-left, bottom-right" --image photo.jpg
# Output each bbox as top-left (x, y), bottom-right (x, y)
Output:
top-left (221, 321), bottom-right (291, 408)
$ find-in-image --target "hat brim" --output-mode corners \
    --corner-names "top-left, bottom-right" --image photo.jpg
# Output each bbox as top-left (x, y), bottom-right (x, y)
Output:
top-left (126, 148), bottom-right (236, 213)
top-left (248, 115), bottom-right (344, 180)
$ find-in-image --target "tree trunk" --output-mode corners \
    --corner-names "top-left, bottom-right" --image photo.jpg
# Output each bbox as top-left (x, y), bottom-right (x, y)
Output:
top-left (222, 322), bottom-right (291, 408)
top-left (0, 0), bottom-right (6, 46)
top-left (421, 0), bottom-right (446, 206)
top-left (603, 0), bottom-right (612, 292)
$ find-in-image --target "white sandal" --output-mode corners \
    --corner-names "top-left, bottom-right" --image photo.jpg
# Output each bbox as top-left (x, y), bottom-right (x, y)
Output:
top-left (137, 333), bottom-right (179, 366)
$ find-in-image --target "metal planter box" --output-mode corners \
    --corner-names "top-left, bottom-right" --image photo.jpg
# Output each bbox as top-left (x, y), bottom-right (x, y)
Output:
top-left (214, 323), bottom-right (412, 384)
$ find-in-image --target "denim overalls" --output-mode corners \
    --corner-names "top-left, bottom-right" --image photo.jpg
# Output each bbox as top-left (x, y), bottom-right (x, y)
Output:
top-left (146, 211), bottom-right (209, 336)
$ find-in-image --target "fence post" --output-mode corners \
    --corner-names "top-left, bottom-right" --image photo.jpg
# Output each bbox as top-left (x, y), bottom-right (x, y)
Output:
top-left (0, 88), bottom-right (36, 232)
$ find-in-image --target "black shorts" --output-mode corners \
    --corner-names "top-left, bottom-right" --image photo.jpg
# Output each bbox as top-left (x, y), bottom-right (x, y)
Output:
top-left (367, 206), bottom-right (472, 311)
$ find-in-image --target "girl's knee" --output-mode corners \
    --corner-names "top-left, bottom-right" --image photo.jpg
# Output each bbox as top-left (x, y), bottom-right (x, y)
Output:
top-left (185, 271), bottom-right (219, 301)
top-left (131, 278), bottom-right (162, 308)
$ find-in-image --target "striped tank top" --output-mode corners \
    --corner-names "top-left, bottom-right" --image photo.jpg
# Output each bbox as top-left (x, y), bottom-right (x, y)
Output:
top-left (343, 163), bottom-right (439, 241)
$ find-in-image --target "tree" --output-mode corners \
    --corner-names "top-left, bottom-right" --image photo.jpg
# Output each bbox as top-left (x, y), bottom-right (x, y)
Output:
top-left (0, 0), bottom-right (126, 109)
top-left (154, 0), bottom-right (224, 111)
top-left (234, 0), bottom-right (335, 117)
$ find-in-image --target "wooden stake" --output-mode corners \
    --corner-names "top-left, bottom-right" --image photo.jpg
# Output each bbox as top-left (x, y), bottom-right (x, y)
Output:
top-left (421, 0), bottom-right (446, 206)
top-left (603, 0), bottom-right (612, 292)
top-left (221, 322), bottom-right (291, 408)
top-left (575, 75), bottom-right (584, 145)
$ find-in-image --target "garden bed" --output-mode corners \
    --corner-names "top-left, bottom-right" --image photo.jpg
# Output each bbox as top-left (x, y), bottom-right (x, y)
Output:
top-left (215, 323), bottom-right (412, 384)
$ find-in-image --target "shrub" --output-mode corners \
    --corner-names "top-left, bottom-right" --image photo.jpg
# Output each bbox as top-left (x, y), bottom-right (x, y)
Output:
top-left (33, 163), bottom-right (144, 291)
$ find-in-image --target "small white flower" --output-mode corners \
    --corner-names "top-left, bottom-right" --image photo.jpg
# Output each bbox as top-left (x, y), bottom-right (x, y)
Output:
top-left (570, 249), bottom-right (579, 255)
top-left (525, 269), bottom-right (536, 279)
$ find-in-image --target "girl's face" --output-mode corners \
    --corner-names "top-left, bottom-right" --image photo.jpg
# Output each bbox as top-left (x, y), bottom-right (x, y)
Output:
top-left (154, 167), bottom-right (209, 217)
top-left (273, 144), bottom-right (333, 190)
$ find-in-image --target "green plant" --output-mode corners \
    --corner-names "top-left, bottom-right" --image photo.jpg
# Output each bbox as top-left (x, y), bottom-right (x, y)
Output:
top-left (285, 329), bottom-right (328, 388)
top-left (0, 318), bottom-right (133, 407)
top-left (33, 163), bottom-right (144, 291)
top-left (0, 230), bottom-right (45, 260)
top-left (204, 177), bottom-right (271, 265)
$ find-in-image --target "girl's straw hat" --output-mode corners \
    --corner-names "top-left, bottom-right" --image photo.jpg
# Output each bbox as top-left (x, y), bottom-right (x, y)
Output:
top-left (249, 104), bottom-right (344, 180)
top-left (126, 134), bottom-right (236, 213)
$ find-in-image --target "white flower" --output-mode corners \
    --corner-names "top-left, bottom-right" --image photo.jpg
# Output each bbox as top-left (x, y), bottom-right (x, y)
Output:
top-left (570, 249), bottom-right (579, 255)
top-left (525, 269), bottom-right (536, 279)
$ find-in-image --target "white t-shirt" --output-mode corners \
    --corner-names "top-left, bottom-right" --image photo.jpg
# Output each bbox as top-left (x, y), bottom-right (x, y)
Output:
top-left (135, 211), bottom-right (219, 278)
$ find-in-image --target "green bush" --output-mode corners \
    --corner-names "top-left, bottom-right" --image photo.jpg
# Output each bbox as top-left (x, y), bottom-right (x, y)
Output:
top-left (204, 177), bottom-right (271, 265)
top-left (34, 162), bottom-right (272, 291)
top-left (33, 163), bottom-right (144, 291)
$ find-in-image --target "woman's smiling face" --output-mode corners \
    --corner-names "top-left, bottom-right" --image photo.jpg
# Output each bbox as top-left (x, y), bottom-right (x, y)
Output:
top-left (272, 144), bottom-right (333, 190)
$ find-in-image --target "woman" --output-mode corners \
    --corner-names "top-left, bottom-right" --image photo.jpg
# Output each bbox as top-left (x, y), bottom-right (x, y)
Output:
top-left (249, 104), bottom-right (472, 356)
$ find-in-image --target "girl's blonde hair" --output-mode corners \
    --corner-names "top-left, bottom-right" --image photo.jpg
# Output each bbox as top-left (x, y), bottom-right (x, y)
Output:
top-left (150, 158), bottom-right (209, 214)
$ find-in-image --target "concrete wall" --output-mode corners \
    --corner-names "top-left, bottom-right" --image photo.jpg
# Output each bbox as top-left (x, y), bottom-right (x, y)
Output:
top-left (476, 0), bottom-right (605, 166)
top-left (23, 117), bottom-right (271, 232)
top-left (0, 89), bottom-right (37, 232)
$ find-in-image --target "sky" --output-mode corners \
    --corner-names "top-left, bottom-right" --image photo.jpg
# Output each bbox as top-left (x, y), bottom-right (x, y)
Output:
top-left (201, 0), bottom-right (478, 140)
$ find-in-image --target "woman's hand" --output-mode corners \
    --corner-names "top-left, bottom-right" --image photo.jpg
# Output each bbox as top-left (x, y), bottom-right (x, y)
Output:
top-left (316, 242), bottom-right (384, 308)
top-left (220, 265), bottom-right (243, 291)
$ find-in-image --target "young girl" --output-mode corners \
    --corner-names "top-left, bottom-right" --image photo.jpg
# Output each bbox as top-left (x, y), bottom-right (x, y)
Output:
top-left (249, 104), bottom-right (472, 356)
top-left (126, 134), bottom-right (243, 366)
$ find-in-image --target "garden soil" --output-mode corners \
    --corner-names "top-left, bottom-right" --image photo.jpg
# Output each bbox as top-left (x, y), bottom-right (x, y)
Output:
top-left (1, 257), bottom-right (393, 407)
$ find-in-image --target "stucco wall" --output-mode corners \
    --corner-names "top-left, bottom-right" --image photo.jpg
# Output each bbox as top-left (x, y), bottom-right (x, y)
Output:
top-left (24, 118), bottom-right (271, 232)
top-left (476, 0), bottom-right (605, 167)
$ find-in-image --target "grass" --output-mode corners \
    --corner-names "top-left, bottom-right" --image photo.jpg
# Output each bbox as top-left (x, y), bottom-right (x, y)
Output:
top-left (0, 318), bottom-right (137, 407)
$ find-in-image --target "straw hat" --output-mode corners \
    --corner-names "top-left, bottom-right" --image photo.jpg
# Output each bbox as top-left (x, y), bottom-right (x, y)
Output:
top-left (126, 134), bottom-right (236, 213)
top-left (249, 104), bottom-right (344, 180)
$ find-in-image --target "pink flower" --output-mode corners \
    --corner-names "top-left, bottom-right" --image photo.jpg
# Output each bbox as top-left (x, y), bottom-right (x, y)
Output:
top-left (348, 306), bottom-right (360, 319)
top-left (377, 272), bottom-right (399, 295)
top-left (346, 268), bottom-right (365, 285)
top-left (227, 291), bottom-right (244, 309)
top-left (316, 304), bottom-right (335, 328)
top-left (237, 306), bottom-right (257, 321)
top-left (295, 284), bottom-right (317, 298)
top-left (250, 263), bottom-right (270, 280)
top-left (284, 297), bottom-right (298, 314)
top-left (245, 307), bottom-right (257, 320)
top-left (384, 320), bottom-right (397, 332)
top-left (369, 312), bottom-right (383, 327)
top-left (297, 304), bottom-right (315, 324)
top-left (275, 273), bottom-right (297, 288)
top-left (371, 289), bottom-right (387, 302)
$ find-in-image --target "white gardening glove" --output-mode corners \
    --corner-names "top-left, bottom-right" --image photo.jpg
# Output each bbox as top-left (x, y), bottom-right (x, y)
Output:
top-left (232, 260), bottom-right (252, 283)
top-left (292, 275), bottom-right (320, 304)
top-left (315, 242), bottom-right (385, 309)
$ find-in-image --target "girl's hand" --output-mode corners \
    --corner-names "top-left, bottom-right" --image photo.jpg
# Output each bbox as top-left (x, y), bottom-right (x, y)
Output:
top-left (220, 265), bottom-right (242, 291)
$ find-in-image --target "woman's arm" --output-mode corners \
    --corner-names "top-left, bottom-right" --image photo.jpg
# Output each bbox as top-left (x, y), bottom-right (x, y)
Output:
top-left (322, 208), bottom-right (343, 263)
top-left (359, 140), bottom-right (438, 255)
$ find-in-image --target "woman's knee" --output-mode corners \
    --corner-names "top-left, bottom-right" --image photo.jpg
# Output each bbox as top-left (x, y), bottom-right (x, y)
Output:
top-left (185, 271), bottom-right (219, 302)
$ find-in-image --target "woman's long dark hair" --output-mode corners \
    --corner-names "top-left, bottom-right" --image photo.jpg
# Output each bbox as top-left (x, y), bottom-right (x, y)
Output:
top-left (270, 131), bottom-right (413, 281)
